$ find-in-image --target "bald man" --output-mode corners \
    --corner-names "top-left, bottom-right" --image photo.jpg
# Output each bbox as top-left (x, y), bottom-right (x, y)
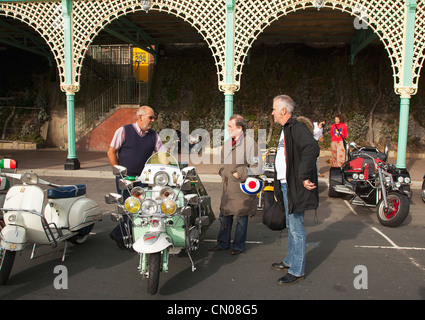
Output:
top-left (107, 105), bottom-right (166, 249)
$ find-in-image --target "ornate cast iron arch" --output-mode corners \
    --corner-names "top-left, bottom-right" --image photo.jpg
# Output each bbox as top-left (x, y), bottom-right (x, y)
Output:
top-left (1, 0), bottom-right (424, 95)
top-left (0, 1), bottom-right (65, 86)
top-left (232, 0), bottom-right (408, 94)
top-left (0, 0), bottom-right (227, 92)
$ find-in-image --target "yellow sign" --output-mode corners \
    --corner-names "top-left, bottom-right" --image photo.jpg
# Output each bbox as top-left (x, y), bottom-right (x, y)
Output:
top-left (133, 48), bottom-right (149, 82)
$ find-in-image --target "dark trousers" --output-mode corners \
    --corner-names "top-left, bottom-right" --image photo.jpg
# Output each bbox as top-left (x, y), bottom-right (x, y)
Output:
top-left (216, 211), bottom-right (249, 252)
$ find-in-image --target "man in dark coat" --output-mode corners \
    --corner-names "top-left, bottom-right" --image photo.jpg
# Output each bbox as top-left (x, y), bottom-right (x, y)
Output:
top-left (271, 95), bottom-right (320, 285)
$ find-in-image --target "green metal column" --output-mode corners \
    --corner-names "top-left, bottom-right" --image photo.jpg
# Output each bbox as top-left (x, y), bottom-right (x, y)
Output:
top-left (62, 0), bottom-right (80, 170)
top-left (396, 0), bottom-right (417, 169)
top-left (223, 0), bottom-right (235, 140)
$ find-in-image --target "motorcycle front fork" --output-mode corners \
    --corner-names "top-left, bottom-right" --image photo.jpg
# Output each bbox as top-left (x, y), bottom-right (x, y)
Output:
top-left (138, 249), bottom-right (169, 276)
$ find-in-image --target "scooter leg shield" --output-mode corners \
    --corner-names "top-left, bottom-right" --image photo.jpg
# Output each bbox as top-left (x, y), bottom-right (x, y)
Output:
top-left (1, 225), bottom-right (26, 251)
top-left (133, 232), bottom-right (173, 254)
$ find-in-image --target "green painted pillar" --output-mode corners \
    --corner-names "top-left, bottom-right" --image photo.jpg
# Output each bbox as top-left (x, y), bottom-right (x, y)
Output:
top-left (396, 97), bottom-right (410, 169)
top-left (223, 0), bottom-right (236, 140)
top-left (396, 0), bottom-right (417, 169)
top-left (62, 0), bottom-right (80, 170)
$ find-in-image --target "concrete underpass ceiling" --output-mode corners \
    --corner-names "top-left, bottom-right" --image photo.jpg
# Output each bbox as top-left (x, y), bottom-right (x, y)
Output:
top-left (0, 7), bottom-right (380, 56)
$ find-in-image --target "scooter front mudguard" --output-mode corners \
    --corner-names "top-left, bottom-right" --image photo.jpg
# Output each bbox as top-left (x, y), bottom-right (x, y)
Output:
top-left (1, 225), bottom-right (26, 251)
top-left (133, 232), bottom-right (173, 254)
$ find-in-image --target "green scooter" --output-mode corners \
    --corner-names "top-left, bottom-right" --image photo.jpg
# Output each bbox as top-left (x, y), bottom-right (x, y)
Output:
top-left (105, 152), bottom-right (214, 295)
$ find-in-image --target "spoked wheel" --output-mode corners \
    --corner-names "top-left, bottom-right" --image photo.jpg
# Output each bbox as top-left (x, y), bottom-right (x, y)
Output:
top-left (0, 247), bottom-right (16, 285)
top-left (147, 252), bottom-right (161, 295)
top-left (377, 192), bottom-right (409, 227)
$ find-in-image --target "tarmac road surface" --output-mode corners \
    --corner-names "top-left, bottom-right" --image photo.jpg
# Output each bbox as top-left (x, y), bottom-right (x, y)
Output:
top-left (1, 176), bottom-right (425, 302)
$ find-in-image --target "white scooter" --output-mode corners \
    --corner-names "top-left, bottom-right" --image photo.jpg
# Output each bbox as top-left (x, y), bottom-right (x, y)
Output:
top-left (0, 159), bottom-right (102, 284)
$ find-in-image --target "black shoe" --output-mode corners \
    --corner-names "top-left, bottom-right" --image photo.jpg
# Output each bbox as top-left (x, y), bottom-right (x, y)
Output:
top-left (109, 232), bottom-right (125, 249)
top-left (271, 262), bottom-right (290, 271)
top-left (277, 273), bottom-right (304, 285)
top-left (231, 249), bottom-right (242, 255)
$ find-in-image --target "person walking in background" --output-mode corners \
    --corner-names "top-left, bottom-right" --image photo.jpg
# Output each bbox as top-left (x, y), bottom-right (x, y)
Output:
top-left (313, 118), bottom-right (326, 177)
top-left (330, 114), bottom-right (347, 167)
top-left (271, 95), bottom-right (320, 285)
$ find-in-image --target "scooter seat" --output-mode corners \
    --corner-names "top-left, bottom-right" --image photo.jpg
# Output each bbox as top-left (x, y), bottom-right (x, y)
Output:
top-left (47, 184), bottom-right (86, 199)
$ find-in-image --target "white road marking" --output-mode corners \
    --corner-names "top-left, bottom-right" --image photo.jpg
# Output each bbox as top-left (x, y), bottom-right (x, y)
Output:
top-left (355, 224), bottom-right (425, 272)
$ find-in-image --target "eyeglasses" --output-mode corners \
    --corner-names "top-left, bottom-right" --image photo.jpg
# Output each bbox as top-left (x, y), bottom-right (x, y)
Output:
top-left (143, 115), bottom-right (155, 120)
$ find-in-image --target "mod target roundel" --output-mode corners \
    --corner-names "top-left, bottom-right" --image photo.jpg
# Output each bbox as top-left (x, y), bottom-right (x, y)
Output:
top-left (240, 177), bottom-right (263, 195)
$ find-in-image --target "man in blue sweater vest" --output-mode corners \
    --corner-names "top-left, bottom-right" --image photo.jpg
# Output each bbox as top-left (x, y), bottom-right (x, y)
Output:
top-left (107, 105), bottom-right (166, 249)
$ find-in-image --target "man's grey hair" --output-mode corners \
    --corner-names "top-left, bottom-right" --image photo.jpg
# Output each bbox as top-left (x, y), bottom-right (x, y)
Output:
top-left (136, 105), bottom-right (153, 117)
top-left (273, 95), bottom-right (295, 114)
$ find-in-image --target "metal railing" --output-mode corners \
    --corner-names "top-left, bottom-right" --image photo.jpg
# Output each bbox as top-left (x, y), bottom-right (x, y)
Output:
top-left (61, 79), bottom-right (148, 145)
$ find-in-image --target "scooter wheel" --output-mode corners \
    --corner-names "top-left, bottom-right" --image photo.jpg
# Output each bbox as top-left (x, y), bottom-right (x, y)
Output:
top-left (147, 252), bottom-right (161, 295)
top-left (0, 248), bottom-right (16, 285)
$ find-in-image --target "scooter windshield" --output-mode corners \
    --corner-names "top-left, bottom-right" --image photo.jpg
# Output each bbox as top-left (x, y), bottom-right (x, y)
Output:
top-left (145, 152), bottom-right (179, 169)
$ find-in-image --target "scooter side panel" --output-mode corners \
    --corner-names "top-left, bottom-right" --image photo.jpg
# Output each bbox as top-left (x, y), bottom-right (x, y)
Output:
top-left (2, 185), bottom-right (49, 244)
top-left (68, 197), bottom-right (101, 231)
top-left (1, 225), bottom-right (26, 251)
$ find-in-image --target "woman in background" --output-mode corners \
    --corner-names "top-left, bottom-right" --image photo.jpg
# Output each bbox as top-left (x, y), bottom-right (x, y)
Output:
top-left (330, 114), bottom-right (347, 167)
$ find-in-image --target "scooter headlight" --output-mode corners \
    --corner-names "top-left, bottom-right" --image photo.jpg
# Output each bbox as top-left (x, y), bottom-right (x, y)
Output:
top-left (154, 172), bottom-right (169, 186)
top-left (141, 199), bottom-right (158, 215)
top-left (398, 176), bottom-right (404, 183)
top-left (161, 199), bottom-right (177, 215)
top-left (160, 186), bottom-right (175, 200)
top-left (124, 196), bottom-right (141, 214)
top-left (404, 177), bottom-right (411, 184)
top-left (130, 187), bottom-right (145, 200)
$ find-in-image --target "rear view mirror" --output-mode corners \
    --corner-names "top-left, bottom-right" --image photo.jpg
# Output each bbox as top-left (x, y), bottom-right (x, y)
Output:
top-left (181, 166), bottom-right (197, 178)
top-left (105, 193), bottom-right (123, 204)
top-left (118, 179), bottom-right (133, 190)
top-left (184, 194), bottom-right (199, 205)
top-left (180, 179), bottom-right (192, 191)
top-left (113, 165), bottom-right (127, 176)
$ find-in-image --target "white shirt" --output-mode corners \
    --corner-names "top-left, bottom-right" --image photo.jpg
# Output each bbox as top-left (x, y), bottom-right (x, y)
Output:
top-left (313, 122), bottom-right (323, 141)
top-left (275, 130), bottom-right (287, 182)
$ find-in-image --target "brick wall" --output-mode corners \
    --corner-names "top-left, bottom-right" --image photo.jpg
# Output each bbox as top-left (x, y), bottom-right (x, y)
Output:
top-left (76, 108), bottom-right (137, 151)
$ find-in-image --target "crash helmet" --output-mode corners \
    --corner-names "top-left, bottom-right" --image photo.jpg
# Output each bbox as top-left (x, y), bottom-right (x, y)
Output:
top-left (240, 177), bottom-right (263, 195)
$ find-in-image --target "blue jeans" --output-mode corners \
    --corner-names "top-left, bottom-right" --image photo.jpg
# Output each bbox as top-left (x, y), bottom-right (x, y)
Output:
top-left (216, 211), bottom-right (249, 252)
top-left (281, 182), bottom-right (306, 277)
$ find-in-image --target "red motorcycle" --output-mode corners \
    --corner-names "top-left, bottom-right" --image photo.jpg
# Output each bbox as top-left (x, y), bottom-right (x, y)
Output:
top-left (328, 142), bottom-right (411, 227)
